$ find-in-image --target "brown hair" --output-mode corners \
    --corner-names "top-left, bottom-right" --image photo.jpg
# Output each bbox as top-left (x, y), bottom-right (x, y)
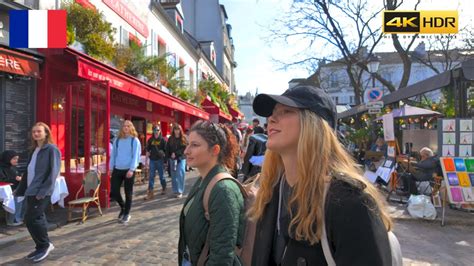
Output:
top-left (118, 120), bottom-right (138, 138)
top-left (190, 120), bottom-right (239, 170)
top-left (30, 122), bottom-right (55, 150)
top-left (248, 110), bottom-right (392, 245)
top-left (170, 124), bottom-right (187, 146)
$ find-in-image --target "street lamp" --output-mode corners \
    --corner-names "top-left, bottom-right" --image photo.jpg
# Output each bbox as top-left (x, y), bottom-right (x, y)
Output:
top-left (367, 54), bottom-right (381, 88)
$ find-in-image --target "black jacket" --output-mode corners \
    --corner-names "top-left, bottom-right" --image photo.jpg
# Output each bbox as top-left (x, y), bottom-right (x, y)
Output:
top-left (0, 151), bottom-right (21, 190)
top-left (166, 137), bottom-right (187, 160)
top-left (242, 134), bottom-right (267, 178)
top-left (252, 176), bottom-right (391, 266)
top-left (413, 156), bottom-right (439, 181)
top-left (15, 144), bottom-right (61, 198)
top-left (146, 135), bottom-right (167, 160)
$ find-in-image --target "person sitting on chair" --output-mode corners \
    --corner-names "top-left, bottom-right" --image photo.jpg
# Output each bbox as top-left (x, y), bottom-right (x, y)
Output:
top-left (401, 147), bottom-right (437, 195)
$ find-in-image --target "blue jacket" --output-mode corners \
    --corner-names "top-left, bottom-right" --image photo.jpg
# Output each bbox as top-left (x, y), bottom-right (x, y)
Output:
top-left (15, 144), bottom-right (61, 198)
top-left (110, 136), bottom-right (141, 171)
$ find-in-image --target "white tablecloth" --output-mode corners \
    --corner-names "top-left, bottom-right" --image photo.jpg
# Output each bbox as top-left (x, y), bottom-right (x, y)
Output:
top-left (51, 176), bottom-right (69, 208)
top-left (17, 176), bottom-right (69, 208)
top-left (0, 184), bottom-right (15, 214)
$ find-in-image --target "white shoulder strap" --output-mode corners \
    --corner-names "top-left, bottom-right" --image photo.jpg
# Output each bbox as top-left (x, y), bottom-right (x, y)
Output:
top-left (321, 182), bottom-right (336, 266)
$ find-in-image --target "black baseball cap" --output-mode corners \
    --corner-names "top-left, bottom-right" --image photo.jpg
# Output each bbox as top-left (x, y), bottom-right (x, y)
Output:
top-left (253, 85), bottom-right (337, 128)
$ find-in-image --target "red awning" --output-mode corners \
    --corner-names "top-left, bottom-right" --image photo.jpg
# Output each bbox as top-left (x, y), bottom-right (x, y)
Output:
top-left (201, 96), bottom-right (232, 122)
top-left (227, 105), bottom-right (244, 120)
top-left (65, 48), bottom-right (209, 120)
top-left (0, 48), bottom-right (40, 78)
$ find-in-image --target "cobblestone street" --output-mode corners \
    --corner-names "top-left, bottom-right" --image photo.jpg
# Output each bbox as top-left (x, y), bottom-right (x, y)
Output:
top-left (1, 170), bottom-right (474, 265)
top-left (0, 171), bottom-right (200, 265)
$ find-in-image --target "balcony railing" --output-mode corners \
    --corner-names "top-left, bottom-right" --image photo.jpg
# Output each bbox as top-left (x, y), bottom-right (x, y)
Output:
top-left (159, 0), bottom-right (181, 4)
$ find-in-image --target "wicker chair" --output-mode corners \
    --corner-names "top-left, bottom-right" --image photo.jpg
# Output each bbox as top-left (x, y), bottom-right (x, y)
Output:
top-left (68, 170), bottom-right (103, 223)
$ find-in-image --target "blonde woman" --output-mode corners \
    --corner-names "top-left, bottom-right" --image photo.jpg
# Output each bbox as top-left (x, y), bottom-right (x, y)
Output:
top-left (249, 85), bottom-right (393, 265)
top-left (109, 120), bottom-right (141, 224)
top-left (15, 122), bottom-right (61, 263)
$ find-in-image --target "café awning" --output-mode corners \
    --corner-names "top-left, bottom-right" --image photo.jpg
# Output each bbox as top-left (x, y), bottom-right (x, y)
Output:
top-left (64, 48), bottom-right (210, 120)
top-left (202, 96), bottom-right (232, 122)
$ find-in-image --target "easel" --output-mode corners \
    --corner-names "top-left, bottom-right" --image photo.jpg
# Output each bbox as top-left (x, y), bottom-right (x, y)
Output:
top-left (386, 139), bottom-right (407, 203)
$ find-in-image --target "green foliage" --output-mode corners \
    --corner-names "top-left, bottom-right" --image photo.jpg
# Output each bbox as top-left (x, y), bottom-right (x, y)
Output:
top-left (64, 1), bottom-right (116, 60)
top-left (198, 77), bottom-right (232, 114)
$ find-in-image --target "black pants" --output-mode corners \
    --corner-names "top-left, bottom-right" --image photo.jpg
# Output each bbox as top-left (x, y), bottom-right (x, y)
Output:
top-left (25, 196), bottom-right (51, 250)
top-left (401, 173), bottom-right (432, 195)
top-left (110, 169), bottom-right (135, 215)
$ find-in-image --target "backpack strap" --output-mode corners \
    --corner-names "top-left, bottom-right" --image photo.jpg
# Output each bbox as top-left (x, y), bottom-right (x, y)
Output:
top-left (321, 181), bottom-right (336, 266)
top-left (197, 172), bottom-right (245, 266)
top-left (203, 172), bottom-right (246, 220)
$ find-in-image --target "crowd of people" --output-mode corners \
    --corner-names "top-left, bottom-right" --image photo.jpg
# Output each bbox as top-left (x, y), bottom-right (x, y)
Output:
top-left (2, 85), bottom-right (401, 264)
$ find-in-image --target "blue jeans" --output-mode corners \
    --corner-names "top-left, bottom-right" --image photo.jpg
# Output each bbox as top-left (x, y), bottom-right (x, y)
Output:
top-left (6, 196), bottom-right (25, 224)
top-left (149, 159), bottom-right (165, 190)
top-left (170, 159), bottom-right (186, 194)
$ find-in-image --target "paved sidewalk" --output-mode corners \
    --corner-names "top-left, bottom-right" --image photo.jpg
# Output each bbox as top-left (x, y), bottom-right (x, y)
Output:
top-left (0, 171), bottom-right (200, 265)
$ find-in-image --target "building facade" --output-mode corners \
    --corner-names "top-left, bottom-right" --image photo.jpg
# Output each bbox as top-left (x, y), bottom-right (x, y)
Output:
top-left (314, 47), bottom-right (474, 106)
top-left (181, 0), bottom-right (237, 93)
top-left (0, 1), bottom-right (42, 171)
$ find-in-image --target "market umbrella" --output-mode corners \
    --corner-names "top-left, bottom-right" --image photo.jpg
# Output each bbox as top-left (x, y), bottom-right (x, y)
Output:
top-left (375, 104), bottom-right (441, 120)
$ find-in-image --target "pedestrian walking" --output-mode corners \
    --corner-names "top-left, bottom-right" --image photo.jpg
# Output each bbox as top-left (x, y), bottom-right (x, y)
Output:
top-left (0, 150), bottom-right (24, 226)
top-left (166, 124), bottom-right (187, 198)
top-left (241, 126), bottom-right (267, 182)
top-left (109, 120), bottom-right (141, 224)
top-left (249, 85), bottom-right (394, 265)
top-left (145, 126), bottom-right (167, 199)
top-left (15, 122), bottom-right (61, 263)
top-left (178, 120), bottom-right (244, 266)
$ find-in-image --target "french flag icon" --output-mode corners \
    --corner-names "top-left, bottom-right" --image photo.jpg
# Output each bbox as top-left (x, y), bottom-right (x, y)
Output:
top-left (9, 10), bottom-right (67, 48)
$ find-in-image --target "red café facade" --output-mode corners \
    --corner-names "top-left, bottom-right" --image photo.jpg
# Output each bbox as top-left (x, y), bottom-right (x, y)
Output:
top-left (36, 48), bottom-right (212, 208)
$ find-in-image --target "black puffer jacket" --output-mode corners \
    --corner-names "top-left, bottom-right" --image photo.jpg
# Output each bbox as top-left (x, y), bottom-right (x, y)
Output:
top-left (252, 176), bottom-right (391, 266)
top-left (0, 150), bottom-right (21, 190)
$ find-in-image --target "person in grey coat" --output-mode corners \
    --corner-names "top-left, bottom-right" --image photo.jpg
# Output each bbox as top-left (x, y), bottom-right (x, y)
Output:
top-left (15, 122), bottom-right (61, 263)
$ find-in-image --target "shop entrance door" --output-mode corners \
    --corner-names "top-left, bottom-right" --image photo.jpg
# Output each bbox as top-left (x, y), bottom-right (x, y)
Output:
top-left (56, 81), bottom-right (110, 208)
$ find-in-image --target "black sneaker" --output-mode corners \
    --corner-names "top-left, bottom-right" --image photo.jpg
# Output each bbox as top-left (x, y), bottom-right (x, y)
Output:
top-left (118, 209), bottom-right (125, 222)
top-left (121, 214), bottom-right (131, 224)
top-left (32, 243), bottom-right (55, 263)
top-left (25, 249), bottom-right (41, 260)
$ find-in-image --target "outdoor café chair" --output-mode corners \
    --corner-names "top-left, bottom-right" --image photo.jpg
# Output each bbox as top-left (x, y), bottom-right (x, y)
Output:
top-left (68, 170), bottom-right (103, 223)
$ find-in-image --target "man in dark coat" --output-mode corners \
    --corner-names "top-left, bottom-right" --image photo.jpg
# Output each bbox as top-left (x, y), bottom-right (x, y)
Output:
top-left (242, 126), bottom-right (267, 182)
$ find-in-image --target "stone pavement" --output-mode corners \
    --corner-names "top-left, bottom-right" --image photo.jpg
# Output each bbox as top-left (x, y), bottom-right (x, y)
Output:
top-left (0, 171), bottom-right (200, 265)
top-left (1, 170), bottom-right (474, 265)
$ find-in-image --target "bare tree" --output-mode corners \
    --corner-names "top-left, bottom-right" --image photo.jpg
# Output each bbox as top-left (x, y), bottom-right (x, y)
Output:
top-left (269, 0), bottom-right (396, 105)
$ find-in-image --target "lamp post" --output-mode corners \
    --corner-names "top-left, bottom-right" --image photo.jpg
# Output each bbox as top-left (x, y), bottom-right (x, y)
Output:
top-left (367, 54), bottom-right (381, 88)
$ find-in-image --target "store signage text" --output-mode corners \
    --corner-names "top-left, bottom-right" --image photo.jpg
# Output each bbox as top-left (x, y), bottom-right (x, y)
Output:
top-left (111, 92), bottom-right (140, 107)
top-left (0, 50), bottom-right (39, 77)
top-left (102, 0), bottom-right (149, 38)
top-left (82, 67), bottom-right (124, 88)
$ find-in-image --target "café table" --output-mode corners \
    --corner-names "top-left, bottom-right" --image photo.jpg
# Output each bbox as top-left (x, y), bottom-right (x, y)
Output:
top-left (51, 176), bottom-right (69, 208)
top-left (0, 183), bottom-right (15, 214)
top-left (17, 176), bottom-right (69, 208)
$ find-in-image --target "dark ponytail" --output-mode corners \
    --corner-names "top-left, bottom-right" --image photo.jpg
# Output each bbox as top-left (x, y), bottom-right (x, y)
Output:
top-left (189, 120), bottom-right (239, 170)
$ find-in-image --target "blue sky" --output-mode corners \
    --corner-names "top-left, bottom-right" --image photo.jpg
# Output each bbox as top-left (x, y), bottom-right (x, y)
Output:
top-left (221, 0), bottom-right (473, 97)
top-left (221, 0), bottom-right (307, 96)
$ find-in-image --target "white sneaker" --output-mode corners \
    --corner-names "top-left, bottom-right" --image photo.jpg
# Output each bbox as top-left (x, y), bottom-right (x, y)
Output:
top-left (32, 243), bottom-right (54, 263)
top-left (121, 214), bottom-right (131, 224)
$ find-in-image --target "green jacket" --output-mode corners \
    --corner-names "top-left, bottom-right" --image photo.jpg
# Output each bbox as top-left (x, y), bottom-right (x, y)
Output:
top-left (178, 165), bottom-right (245, 266)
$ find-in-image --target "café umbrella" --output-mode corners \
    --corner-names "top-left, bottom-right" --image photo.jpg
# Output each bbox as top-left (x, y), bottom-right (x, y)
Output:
top-left (375, 104), bottom-right (441, 120)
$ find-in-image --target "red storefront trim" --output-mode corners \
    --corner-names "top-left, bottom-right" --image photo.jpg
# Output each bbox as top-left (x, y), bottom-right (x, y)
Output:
top-left (202, 96), bottom-right (232, 122)
top-left (227, 105), bottom-right (244, 120)
top-left (66, 48), bottom-right (209, 120)
top-left (0, 47), bottom-right (40, 78)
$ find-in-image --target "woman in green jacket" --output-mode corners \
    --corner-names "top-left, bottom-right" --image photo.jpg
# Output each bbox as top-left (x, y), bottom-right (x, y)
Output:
top-left (178, 120), bottom-right (244, 266)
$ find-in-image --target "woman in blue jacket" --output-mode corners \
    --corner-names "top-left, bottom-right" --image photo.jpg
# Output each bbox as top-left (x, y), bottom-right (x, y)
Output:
top-left (109, 120), bottom-right (141, 224)
top-left (15, 122), bottom-right (61, 263)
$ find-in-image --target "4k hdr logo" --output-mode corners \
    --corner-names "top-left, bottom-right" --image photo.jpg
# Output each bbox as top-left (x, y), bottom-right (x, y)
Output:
top-left (383, 11), bottom-right (458, 34)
